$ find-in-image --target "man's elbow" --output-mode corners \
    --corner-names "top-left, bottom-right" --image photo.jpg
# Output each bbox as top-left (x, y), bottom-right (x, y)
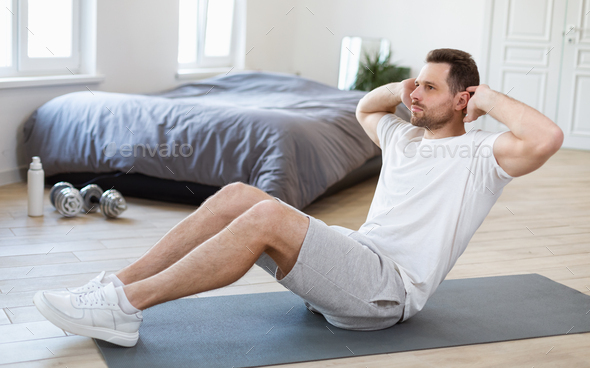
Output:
top-left (355, 111), bottom-right (363, 126)
top-left (547, 126), bottom-right (564, 154)
top-left (355, 105), bottom-right (366, 126)
top-left (356, 96), bottom-right (368, 118)
top-left (536, 126), bottom-right (564, 158)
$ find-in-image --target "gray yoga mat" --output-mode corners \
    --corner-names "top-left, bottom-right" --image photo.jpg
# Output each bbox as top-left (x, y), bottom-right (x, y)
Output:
top-left (96, 274), bottom-right (590, 368)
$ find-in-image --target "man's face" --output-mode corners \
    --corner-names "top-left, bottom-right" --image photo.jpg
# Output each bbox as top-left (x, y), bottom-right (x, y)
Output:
top-left (409, 63), bottom-right (455, 131)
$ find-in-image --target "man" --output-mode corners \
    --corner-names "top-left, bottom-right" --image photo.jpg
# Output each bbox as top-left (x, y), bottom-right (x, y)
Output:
top-left (34, 49), bottom-right (563, 347)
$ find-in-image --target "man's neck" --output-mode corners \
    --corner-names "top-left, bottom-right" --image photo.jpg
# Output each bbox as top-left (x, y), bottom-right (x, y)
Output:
top-left (423, 120), bottom-right (467, 139)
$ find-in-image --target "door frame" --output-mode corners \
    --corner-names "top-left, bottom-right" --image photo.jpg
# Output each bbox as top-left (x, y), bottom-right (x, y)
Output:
top-left (479, 0), bottom-right (496, 132)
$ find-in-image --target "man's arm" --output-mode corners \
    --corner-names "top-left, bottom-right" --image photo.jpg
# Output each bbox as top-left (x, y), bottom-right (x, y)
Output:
top-left (464, 85), bottom-right (564, 178)
top-left (355, 79), bottom-right (415, 148)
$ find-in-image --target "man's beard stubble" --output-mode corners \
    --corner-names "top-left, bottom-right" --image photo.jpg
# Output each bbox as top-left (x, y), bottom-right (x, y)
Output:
top-left (410, 103), bottom-right (454, 131)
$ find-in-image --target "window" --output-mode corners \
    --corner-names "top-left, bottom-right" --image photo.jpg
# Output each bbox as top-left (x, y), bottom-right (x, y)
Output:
top-left (178, 0), bottom-right (237, 69)
top-left (0, 0), bottom-right (81, 77)
top-left (1, 0), bottom-right (15, 71)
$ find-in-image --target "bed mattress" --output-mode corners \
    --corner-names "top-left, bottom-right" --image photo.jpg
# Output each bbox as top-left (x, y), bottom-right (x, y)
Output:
top-left (24, 71), bottom-right (409, 209)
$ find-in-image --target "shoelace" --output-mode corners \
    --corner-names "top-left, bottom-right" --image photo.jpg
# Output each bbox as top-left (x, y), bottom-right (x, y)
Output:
top-left (72, 279), bottom-right (103, 293)
top-left (75, 287), bottom-right (111, 307)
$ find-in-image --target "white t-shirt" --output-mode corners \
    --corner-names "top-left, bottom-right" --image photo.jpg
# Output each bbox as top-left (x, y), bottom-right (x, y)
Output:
top-left (334, 113), bottom-right (514, 322)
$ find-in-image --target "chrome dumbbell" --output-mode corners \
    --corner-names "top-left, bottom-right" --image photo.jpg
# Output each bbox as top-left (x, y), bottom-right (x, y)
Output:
top-left (50, 182), bottom-right (128, 218)
top-left (99, 189), bottom-right (127, 219)
top-left (80, 184), bottom-right (103, 213)
top-left (81, 184), bottom-right (127, 218)
top-left (49, 182), bottom-right (84, 217)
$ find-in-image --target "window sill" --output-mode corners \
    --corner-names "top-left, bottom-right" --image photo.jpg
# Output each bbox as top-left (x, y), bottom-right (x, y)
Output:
top-left (0, 74), bottom-right (105, 90)
top-left (176, 67), bottom-right (242, 80)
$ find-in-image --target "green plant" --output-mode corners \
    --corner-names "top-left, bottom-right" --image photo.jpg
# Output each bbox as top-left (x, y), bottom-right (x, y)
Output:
top-left (351, 50), bottom-right (410, 91)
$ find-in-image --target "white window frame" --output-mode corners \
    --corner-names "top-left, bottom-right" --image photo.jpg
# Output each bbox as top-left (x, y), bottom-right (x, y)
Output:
top-left (0, 0), bottom-right (81, 78)
top-left (178, 0), bottom-right (238, 70)
top-left (0, 0), bottom-right (18, 77)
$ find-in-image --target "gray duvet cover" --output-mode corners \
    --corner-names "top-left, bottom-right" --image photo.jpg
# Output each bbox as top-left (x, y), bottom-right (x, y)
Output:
top-left (24, 71), bottom-right (408, 209)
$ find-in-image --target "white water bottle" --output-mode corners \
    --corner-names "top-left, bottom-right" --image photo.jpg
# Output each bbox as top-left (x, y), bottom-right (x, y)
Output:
top-left (27, 156), bottom-right (44, 217)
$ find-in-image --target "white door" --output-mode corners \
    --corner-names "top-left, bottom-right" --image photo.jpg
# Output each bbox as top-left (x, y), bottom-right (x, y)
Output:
top-left (555, 0), bottom-right (590, 150)
top-left (484, 0), bottom-right (567, 136)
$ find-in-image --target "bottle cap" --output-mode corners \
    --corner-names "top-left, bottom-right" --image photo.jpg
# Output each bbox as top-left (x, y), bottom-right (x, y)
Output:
top-left (30, 156), bottom-right (43, 170)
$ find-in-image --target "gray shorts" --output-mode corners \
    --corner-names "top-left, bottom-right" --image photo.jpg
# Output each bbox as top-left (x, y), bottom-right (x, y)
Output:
top-left (254, 198), bottom-right (406, 331)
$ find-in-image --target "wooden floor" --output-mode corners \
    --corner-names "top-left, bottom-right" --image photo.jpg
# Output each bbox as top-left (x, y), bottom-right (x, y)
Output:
top-left (0, 148), bottom-right (589, 367)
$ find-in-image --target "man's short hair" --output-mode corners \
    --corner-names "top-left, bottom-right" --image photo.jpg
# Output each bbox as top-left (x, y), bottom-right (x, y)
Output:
top-left (425, 48), bottom-right (480, 96)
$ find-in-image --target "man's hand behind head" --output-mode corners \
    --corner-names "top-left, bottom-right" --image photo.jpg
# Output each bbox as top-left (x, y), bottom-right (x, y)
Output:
top-left (463, 84), bottom-right (495, 123)
top-left (400, 78), bottom-right (416, 110)
top-left (356, 78), bottom-right (417, 148)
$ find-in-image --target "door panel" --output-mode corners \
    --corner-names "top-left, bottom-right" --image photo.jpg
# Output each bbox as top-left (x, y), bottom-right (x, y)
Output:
top-left (501, 69), bottom-right (547, 111)
top-left (484, 0), bottom-right (565, 137)
top-left (571, 75), bottom-right (590, 134)
top-left (506, 0), bottom-right (553, 42)
top-left (556, 0), bottom-right (590, 149)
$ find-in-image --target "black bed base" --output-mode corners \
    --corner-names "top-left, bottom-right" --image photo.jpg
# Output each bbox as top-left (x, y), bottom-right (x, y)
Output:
top-left (46, 155), bottom-right (382, 208)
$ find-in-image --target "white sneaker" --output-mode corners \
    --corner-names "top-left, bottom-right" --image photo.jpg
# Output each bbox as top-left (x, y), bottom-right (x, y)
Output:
top-left (33, 282), bottom-right (143, 347)
top-left (67, 271), bottom-right (107, 294)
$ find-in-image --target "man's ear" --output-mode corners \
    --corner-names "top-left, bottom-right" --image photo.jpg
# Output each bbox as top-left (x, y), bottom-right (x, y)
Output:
top-left (456, 91), bottom-right (470, 112)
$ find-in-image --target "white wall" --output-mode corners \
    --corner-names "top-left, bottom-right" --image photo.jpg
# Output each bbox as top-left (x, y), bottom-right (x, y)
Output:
top-left (290, 0), bottom-right (487, 87)
top-left (245, 0), bottom-right (298, 75)
top-left (0, 0), bottom-right (488, 186)
top-left (95, 0), bottom-right (181, 94)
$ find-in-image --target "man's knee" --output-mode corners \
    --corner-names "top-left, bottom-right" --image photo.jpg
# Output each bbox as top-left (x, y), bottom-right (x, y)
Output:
top-left (243, 200), bottom-right (308, 245)
top-left (246, 200), bottom-right (284, 225)
top-left (218, 182), bottom-right (272, 203)
top-left (219, 181), bottom-right (250, 197)
top-left (229, 200), bottom-right (283, 241)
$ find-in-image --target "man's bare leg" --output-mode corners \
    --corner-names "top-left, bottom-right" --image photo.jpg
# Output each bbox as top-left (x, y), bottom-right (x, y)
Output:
top-left (114, 182), bottom-right (275, 285)
top-left (124, 199), bottom-right (310, 310)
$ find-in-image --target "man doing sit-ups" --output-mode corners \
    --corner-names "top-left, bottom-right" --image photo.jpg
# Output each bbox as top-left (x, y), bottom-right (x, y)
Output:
top-left (34, 48), bottom-right (563, 347)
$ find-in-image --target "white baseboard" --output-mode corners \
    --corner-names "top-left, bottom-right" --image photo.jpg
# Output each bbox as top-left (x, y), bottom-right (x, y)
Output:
top-left (0, 166), bottom-right (27, 187)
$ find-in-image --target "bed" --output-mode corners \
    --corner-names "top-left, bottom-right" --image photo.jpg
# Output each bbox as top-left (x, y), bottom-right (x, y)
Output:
top-left (23, 71), bottom-right (410, 209)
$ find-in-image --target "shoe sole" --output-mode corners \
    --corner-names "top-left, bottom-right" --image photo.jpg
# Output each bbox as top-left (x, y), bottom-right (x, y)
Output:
top-left (33, 291), bottom-right (139, 347)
